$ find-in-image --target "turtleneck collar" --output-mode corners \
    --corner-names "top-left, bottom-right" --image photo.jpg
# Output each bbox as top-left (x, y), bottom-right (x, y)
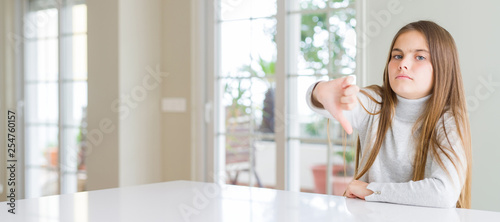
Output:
top-left (395, 94), bottom-right (431, 123)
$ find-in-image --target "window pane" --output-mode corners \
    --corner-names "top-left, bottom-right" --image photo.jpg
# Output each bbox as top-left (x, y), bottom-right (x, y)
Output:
top-left (25, 40), bottom-right (38, 81)
top-left (26, 167), bottom-right (59, 198)
top-left (220, 19), bottom-right (276, 77)
top-left (299, 142), bottom-right (327, 193)
top-left (61, 126), bottom-right (86, 194)
top-left (43, 38), bottom-right (59, 80)
top-left (289, 0), bottom-right (352, 11)
top-left (61, 172), bottom-right (78, 194)
top-left (222, 88), bottom-right (253, 187)
top-left (220, 20), bottom-right (251, 77)
top-left (25, 38), bottom-right (59, 81)
top-left (25, 82), bottom-right (59, 124)
top-left (26, 125), bottom-right (58, 167)
top-left (252, 79), bottom-right (274, 133)
top-left (220, 78), bottom-right (252, 133)
top-left (61, 35), bottom-right (88, 81)
top-left (29, 0), bottom-right (59, 11)
top-left (252, 0), bottom-right (277, 18)
top-left (329, 0), bottom-right (352, 9)
top-left (288, 74), bottom-right (357, 194)
top-left (61, 127), bottom-right (82, 173)
top-left (252, 78), bottom-right (276, 188)
top-left (25, 0), bottom-right (88, 199)
top-left (288, 75), bottom-right (356, 141)
top-left (62, 82), bottom-right (87, 126)
top-left (290, 0), bottom-right (328, 11)
top-left (329, 8), bottom-right (356, 74)
top-left (25, 7), bottom-right (58, 39)
top-left (219, 75), bottom-right (277, 188)
top-left (219, 0), bottom-right (276, 21)
top-left (72, 35), bottom-right (88, 79)
top-left (72, 4), bottom-right (87, 32)
top-left (225, 135), bottom-right (276, 188)
top-left (221, 77), bottom-right (275, 133)
top-left (219, 0), bottom-right (252, 21)
top-left (297, 142), bottom-right (355, 194)
top-left (288, 75), bottom-right (330, 139)
top-left (214, 0), bottom-right (357, 194)
top-left (254, 140), bottom-right (276, 187)
top-left (288, 12), bottom-right (330, 75)
top-left (61, 2), bottom-right (87, 34)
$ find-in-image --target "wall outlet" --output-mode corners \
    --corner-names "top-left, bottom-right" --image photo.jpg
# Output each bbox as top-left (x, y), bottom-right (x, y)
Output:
top-left (162, 97), bottom-right (186, 113)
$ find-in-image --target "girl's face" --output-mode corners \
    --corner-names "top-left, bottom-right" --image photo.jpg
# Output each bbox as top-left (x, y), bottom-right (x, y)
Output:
top-left (388, 30), bottom-right (434, 99)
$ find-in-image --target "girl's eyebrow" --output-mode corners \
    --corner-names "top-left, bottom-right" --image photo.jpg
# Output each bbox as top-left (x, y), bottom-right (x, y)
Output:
top-left (392, 48), bottom-right (429, 53)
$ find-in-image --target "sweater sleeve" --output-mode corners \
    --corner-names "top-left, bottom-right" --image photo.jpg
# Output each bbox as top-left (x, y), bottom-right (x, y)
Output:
top-left (365, 114), bottom-right (467, 208)
top-left (305, 81), bottom-right (378, 132)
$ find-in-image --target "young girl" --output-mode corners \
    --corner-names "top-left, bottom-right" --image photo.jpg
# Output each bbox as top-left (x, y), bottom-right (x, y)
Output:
top-left (306, 20), bottom-right (471, 208)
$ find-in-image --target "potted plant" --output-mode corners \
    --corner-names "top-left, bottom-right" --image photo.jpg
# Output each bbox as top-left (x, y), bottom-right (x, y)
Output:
top-left (311, 147), bottom-right (355, 195)
top-left (44, 142), bottom-right (58, 167)
top-left (331, 149), bottom-right (355, 195)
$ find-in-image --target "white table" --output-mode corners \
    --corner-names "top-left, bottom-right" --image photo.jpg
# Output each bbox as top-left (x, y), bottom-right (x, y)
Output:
top-left (1, 180), bottom-right (499, 221)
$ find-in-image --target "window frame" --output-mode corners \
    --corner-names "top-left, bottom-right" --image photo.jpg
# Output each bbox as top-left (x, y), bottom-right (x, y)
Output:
top-left (19, 0), bottom-right (88, 198)
top-left (196, 0), bottom-right (366, 192)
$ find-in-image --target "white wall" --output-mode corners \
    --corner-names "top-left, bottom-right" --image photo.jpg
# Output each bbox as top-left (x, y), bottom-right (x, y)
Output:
top-left (363, 0), bottom-right (500, 211)
top-left (118, 0), bottom-right (162, 187)
top-left (0, 0), bottom-right (17, 201)
top-left (87, 0), bottom-right (120, 190)
top-left (161, 0), bottom-right (193, 182)
top-left (87, 0), bottom-right (163, 190)
top-left (0, 0), bottom-right (7, 202)
top-left (87, 0), bottom-right (192, 189)
top-left (0, 0), bottom-right (177, 195)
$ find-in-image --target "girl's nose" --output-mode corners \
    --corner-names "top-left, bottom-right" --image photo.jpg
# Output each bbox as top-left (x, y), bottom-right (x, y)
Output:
top-left (398, 59), bottom-right (410, 70)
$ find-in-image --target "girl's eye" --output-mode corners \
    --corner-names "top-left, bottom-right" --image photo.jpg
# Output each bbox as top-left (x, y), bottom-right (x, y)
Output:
top-left (393, 55), bottom-right (402, 60)
top-left (416, 56), bottom-right (425, 61)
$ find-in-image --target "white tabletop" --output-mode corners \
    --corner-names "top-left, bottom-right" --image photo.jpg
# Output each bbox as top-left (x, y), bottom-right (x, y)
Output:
top-left (1, 180), bottom-right (499, 222)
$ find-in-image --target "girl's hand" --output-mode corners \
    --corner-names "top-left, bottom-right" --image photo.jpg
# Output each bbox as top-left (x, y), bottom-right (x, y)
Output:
top-left (311, 76), bottom-right (360, 134)
top-left (344, 180), bottom-right (374, 200)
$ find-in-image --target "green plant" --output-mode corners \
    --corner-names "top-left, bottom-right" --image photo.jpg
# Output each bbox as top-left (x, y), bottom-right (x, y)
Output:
top-left (236, 56), bottom-right (276, 133)
top-left (334, 148), bottom-right (355, 176)
top-left (335, 149), bottom-right (355, 164)
top-left (224, 80), bottom-right (251, 117)
top-left (76, 127), bottom-right (82, 144)
top-left (305, 119), bottom-right (326, 137)
top-left (299, 4), bottom-right (356, 74)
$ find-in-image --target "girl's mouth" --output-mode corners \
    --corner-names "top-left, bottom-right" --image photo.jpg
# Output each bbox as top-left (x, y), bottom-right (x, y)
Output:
top-left (396, 75), bottom-right (413, 80)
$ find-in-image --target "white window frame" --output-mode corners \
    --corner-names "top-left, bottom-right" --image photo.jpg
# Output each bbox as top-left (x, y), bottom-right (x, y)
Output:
top-left (18, 0), bottom-right (88, 198)
top-left (193, 0), bottom-right (366, 191)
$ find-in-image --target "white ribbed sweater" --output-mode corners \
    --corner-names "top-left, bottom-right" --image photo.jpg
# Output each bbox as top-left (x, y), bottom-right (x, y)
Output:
top-left (306, 82), bottom-right (466, 208)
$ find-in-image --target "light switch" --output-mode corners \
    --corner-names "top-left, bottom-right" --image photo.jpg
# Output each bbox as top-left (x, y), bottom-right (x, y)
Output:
top-left (162, 97), bottom-right (187, 113)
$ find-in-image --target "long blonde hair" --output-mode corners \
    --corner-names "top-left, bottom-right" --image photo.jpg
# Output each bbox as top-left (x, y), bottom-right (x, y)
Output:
top-left (352, 20), bottom-right (472, 208)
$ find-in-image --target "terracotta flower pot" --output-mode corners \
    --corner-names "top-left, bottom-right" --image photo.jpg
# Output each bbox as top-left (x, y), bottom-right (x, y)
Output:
top-left (311, 164), bottom-right (353, 195)
top-left (332, 175), bottom-right (353, 196)
top-left (46, 147), bottom-right (58, 167)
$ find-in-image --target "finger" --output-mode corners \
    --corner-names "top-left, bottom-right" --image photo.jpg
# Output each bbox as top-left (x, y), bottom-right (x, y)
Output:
top-left (344, 190), bottom-right (356, 198)
top-left (340, 95), bottom-right (356, 104)
top-left (341, 76), bottom-right (355, 89)
top-left (343, 85), bottom-right (360, 96)
top-left (333, 109), bottom-right (353, 135)
top-left (340, 103), bottom-right (356, 111)
top-left (347, 191), bottom-right (359, 199)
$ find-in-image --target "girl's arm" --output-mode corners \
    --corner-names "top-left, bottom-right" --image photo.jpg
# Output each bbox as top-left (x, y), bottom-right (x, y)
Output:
top-left (305, 77), bottom-right (359, 134)
top-left (361, 116), bottom-right (467, 208)
top-left (306, 78), bottom-right (377, 133)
